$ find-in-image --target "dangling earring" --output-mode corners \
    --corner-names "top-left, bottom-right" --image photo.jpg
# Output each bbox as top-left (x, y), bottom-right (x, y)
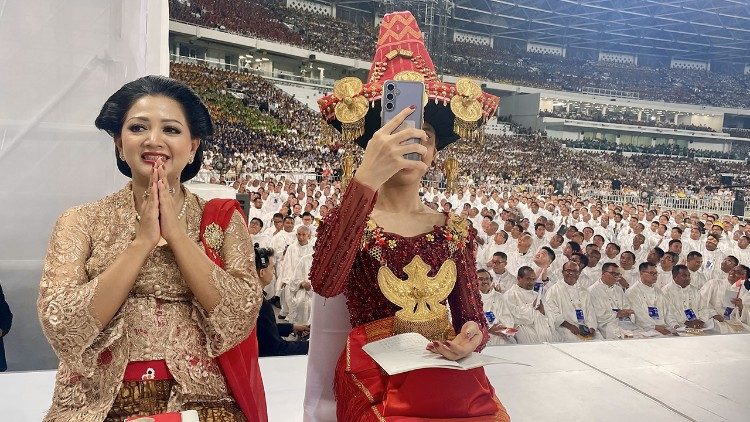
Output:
top-left (188, 155), bottom-right (194, 164)
top-left (119, 150), bottom-right (126, 161)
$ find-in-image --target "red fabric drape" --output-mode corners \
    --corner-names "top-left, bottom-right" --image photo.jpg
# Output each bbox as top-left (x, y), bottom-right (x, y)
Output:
top-left (200, 199), bottom-right (267, 422)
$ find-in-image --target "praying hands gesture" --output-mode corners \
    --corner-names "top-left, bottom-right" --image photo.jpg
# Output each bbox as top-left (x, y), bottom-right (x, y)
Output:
top-left (426, 321), bottom-right (482, 361)
top-left (135, 157), bottom-right (187, 249)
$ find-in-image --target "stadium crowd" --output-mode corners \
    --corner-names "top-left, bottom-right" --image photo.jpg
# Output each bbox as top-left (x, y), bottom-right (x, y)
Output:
top-left (168, 62), bottom-right (750, 349)
top-left (170, 0), bottom-right (750, 109)
top-left (539, 110), bottom-right (716, 133)
top-left (565, 138), bottom-right (747, 161)
top-left (236, 173), bottom-right (750, 349)
top-left (169, 62), bottom-right (750, 196)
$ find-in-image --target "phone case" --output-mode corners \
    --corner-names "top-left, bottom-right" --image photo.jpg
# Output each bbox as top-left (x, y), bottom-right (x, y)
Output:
top-left (381, 80), bottom-right (424, 161)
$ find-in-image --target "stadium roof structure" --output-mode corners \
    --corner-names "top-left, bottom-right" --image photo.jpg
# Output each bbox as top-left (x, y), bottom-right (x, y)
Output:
top-left (454, 0), bottom-right (750, 63)
top-left (333, 0), bottom-right (750, 64)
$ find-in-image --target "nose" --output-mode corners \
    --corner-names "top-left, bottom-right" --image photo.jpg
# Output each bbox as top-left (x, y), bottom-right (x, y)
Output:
top-left (143, 127), bottom-right (164, 147)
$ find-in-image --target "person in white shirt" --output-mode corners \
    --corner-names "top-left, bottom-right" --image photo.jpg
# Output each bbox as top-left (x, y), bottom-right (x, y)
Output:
top-left (662, 265), bottom-right (710, 331)
top-left (271, 216), bottom-right (299, 312)
top-left (481, 230), bottom-right (509, 267)
top-left (531, 223), bottom-right (548, 253)
top-left (250, 217), bottom-right (272, 252)
top-left (488, 252), bottom-right (516, 293)
top-left (667, 239), bottom-right (683, 262)
top-left (578, 251), bottom-right (601, 290)
top-left (504, 266), bottom-right (558, 344)
top-left (625, 262), bottom-right (672, 336)
top-left (477, 270), bottom-right (516, 345)
top-left (545, 261), bottom-right (601, 342)
top-left (683, 227), bottom-right (704, 254)
top-left (700, 264), bottom-right (749, 334)
top-left (506, 234), bottom-right (534, 277)
top-left (619, 251), bottom-right (639, 289)
top-left (588, 263), bottom-right (636, 339)
top-left (285, 229), bottom-right (315, 326)
top-left (656, 252), bottom-right (678, 289)
top-left (263, 213), bottom-right (285, 237)
top-left (299, 212), bottom-right (318, 239)
top-left (685, 251), bottom-right (708, 291)
top-left (734, 235), bottom-right (750, 264)
top-left (247, 194), bottom-right (265, 222)
top-left (701, 234), bottom-right (726, 279)
top-left (628, 234), bottom-right (649, 264)
top-left (601, 242), bottom-right (621, 266)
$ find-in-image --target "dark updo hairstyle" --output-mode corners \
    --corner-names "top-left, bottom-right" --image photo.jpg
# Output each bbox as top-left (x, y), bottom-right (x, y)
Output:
top-left (254, 246), bottom-right (275, 270)
top-left (94, 75), bottom-right (213, 182)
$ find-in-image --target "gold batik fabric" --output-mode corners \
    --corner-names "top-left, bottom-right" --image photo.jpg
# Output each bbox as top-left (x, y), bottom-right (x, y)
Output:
top-left (105, 379), bottom-right (245, 422)
top-left (38, 183), bottom-right (262, 421)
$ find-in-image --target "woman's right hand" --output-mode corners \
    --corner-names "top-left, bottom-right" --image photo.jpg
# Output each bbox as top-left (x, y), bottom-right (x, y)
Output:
top-left (134, 165), bottom-right (161, 250)
top-left (355, 106), bottom-right (430, 190)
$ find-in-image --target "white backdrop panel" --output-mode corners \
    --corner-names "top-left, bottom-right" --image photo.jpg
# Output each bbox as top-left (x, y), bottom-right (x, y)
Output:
top-left (0, 0), bottom-right (168, 371)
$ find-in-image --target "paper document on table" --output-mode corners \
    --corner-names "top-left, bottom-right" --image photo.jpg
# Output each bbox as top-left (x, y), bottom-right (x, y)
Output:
top-left (362, 332), bottom-right (520, 375)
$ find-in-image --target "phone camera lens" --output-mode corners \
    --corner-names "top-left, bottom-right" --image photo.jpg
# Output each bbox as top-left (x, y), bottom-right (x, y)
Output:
top-left (386, 83), bottom-right (395, 91)
top-left (385, 102), bottom-right (394, 111)
top-left (386, 93), bottom-right (394, 101)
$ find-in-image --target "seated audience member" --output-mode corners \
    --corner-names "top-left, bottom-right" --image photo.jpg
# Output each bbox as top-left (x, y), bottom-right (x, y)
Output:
top-left (255, 248), bottom-right (310, 356)
top-left (505, 266), bottom-right (558, 344)
top-left (478, 269), bottom-right (516, 345)
top-left (662, 265), bottom-right (710, 331)
top-left (545, 262), bottom-right (601, 342)
top-left (700, 264), bottom-right (749, 334)
top-left (626, 262), bottom-right (672, 336)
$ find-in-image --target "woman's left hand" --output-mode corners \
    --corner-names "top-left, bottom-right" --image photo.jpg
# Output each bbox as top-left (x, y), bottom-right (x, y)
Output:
top-left (426, 321), bottom-right (481, 361)
top-left (155, 160), bottom-right (184, 243)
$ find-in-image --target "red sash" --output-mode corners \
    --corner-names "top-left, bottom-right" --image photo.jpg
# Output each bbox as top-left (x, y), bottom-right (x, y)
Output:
top-left (200, 198), bottom-right (268, 422)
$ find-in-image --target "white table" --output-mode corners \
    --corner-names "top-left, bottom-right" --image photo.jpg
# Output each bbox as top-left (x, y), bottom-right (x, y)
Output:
top-left (2, 334), bottom-right (748, 421)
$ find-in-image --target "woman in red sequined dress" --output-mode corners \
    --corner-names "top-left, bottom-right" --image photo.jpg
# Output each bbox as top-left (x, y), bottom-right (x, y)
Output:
top-left (306, 13), bottom-right (509, 420)
top-left (309, 109), bottom-right (510, 420)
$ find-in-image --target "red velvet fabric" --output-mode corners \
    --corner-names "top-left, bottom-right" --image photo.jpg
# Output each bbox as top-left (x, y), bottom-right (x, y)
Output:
top-left (200, 199), bottom-right (267, 422)
top-left (123, 359), bottom-right (173, 382)
top-left (335, 318), bottom-right (508, 421)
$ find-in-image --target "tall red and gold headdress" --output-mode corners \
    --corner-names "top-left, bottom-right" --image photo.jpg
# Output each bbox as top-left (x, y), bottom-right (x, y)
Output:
top-left (318, 11), bottom-right (499, 150)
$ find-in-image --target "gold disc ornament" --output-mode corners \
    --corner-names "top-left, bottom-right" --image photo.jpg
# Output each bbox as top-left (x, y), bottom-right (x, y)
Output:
top-left (333, 77), bottom-right (369, 124)
top-left (451, 78), bottom-right (483, 122)
top-left (450, 95), bottom-right (483, 122)
top-left (455, 78), bottom-right (482, 99)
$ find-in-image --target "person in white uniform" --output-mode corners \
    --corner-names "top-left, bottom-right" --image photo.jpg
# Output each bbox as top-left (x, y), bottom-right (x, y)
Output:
top-left (625, 262), bottom-right (673, 336)
top-left (477, 269), bottom-right (516, 345)
top-left (545, 261), bottom-right (601, 342)
top-left (700, 264), bottom-right (749, 334)
top-left (504, 266), bottom-right (558, 344)
top-left (662, 264), bottom-right (710, 331)
top-left (588, 263), bottom-right (636, 339)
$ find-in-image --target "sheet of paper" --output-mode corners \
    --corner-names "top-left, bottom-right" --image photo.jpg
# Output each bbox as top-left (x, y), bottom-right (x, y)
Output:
top-left (362, 333), bottom-right (526, 375)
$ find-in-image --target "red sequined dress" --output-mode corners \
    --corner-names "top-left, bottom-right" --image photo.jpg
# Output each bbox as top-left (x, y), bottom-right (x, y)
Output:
top-left (310, 179), bottom-right (509, 421)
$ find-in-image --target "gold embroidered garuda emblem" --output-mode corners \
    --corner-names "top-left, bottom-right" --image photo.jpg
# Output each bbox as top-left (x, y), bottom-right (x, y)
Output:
top-left (378, 255), bottom-right (457, 341)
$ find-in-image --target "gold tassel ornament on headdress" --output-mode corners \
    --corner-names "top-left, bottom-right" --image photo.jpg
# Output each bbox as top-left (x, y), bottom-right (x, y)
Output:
top-left (451, 79), bottom-right (484, 141)
top-left (341, 150), bottom-right (356, 190)
top-left (444, 155), bottom-right (459, 191)
top-left (333, 77), bottom-right (368, 144)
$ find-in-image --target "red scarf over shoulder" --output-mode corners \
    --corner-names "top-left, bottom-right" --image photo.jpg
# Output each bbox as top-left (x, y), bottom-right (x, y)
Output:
top-left (200, 199), bottom-right (267, 422)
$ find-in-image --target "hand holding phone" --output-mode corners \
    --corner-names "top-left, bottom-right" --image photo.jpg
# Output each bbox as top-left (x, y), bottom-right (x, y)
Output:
top-left (354, 107), bottom-right (429, 190)
top-left (381, 80), bottom-right (425, 161)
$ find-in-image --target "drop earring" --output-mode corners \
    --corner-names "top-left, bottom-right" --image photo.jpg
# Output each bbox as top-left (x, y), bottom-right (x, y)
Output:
top-left (119, 150), bottom-right (126, 160)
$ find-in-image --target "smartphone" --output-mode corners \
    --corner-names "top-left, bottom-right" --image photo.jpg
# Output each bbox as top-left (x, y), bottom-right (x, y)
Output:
top-left (381, 80), bottom-right (425, 161)
top-left (556, 224), bottom-right (568, 236)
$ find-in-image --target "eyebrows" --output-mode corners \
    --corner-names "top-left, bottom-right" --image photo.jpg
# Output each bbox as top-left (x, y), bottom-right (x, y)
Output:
top-left (126, 116), bottom-right (185, 126)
